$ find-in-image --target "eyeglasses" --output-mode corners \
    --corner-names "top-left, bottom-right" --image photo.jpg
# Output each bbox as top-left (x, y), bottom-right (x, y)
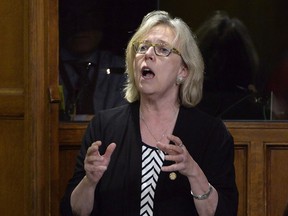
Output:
top-left (133, 41), bottom-right (181, 57)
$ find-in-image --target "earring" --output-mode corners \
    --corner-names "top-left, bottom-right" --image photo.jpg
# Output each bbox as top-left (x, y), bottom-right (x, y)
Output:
top-left (176, 76), bottom-right (184, 85)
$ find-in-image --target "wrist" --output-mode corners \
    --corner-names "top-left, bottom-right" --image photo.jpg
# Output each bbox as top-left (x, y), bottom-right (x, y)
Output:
top-left (83, 175), bottom-right (98, 188)
top-left (191, 183), bottom-right (213, 200)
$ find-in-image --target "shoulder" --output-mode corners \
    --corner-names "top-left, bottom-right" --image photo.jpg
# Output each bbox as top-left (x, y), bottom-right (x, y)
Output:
top-left (178, 107), bottom-right (232, 144)
top-left (177, 107), bottom-right (234, 163)
top-left (180, 106), bottom-right (225, 128)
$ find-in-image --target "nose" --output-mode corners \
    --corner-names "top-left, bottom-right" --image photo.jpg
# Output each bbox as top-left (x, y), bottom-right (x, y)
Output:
top-left (144, 46), bottom-right (156, 60)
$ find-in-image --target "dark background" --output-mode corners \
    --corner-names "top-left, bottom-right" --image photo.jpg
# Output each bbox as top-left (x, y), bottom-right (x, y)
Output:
top-left (59, 0), bottom-right (288, 119)
top-left (59, 0), bottom-right (159, 56)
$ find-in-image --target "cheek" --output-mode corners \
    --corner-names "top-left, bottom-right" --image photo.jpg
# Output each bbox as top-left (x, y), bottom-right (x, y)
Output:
top-left (134, 56), bottom-right (144, 75)
top-left (132, 60), bottom-right (141, 86)
top-left (133, 60), bottom-right (140, 77)
top-left (161, 63), bottom-right (183, 84)
top-left (163, 62), bottom-right (181, 76)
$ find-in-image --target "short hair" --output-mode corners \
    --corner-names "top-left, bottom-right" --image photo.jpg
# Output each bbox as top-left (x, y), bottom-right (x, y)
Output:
top-left (124, 10), bottom-right (204, 107)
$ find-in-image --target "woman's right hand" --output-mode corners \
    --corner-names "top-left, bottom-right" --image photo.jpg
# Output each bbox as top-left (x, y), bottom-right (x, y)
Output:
top-left (84, 141), bottom-right (116, 185)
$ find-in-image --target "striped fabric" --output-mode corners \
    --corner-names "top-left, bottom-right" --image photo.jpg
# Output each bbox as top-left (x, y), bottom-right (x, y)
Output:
top-left (140, 144), bottom-right (165, 216)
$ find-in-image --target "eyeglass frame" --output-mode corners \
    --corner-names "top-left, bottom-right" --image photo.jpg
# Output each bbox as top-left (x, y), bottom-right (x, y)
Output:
top-left (133, 41), bottom-right (182, 57)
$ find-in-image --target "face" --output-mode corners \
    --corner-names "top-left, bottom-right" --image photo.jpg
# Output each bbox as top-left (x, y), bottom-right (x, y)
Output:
top-left (133, 24), bottom-right (187, 100)
top-left (67, 30), bottom-right (103, 56)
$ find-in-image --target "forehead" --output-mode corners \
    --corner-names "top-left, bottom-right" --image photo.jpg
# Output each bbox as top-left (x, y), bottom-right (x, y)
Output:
top-left (143, 24), bottom-right (176, 44)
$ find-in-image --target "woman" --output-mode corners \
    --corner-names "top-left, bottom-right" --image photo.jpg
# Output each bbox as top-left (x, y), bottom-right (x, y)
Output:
top-left (60, 10), bottom-right (238, 216)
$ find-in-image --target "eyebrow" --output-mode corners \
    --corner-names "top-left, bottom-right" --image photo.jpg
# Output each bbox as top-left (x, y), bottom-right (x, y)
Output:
top-left (142, 39), bottom-right (170, 45)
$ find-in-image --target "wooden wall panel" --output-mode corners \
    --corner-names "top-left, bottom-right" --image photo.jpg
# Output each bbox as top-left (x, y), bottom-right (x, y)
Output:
top-left (0, 88), bottom-right (24, 116)
top-left (0, 0), bottom-right (59, 215)
top-left (0, 1), bottom-right (25, 88)
top-left (0, 1), bottom-right (27, 215)
top-left (266, 144), bottom-right (288, 216)
top-left (227, 122), bottom-right (288, 216)
top-left (47, 0), bottom-right (60, 214)
top-left (234, 144), bottom-right (248, 216)
top-left (0, 120), bottom-right (24, 215)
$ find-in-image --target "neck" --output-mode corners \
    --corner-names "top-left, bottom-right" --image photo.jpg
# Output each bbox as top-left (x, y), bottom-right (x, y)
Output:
top-left (139, 103), bottom-right (180, 146)
top-left (139, 98), bottom-right (180, 118)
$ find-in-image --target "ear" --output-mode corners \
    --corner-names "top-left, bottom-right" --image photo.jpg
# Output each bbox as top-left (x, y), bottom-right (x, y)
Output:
top-left (176, 66), bottom-right (188, 85)
top-left (178, 65), bottom-right (188, 79)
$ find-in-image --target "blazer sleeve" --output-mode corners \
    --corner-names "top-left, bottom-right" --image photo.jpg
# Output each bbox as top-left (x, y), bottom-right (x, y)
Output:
top-left (202, 120), bottom-right (239, 215)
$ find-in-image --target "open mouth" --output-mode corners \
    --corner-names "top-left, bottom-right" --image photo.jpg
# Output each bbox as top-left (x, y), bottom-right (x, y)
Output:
top-left (141, 67), bottom-right (155, 79)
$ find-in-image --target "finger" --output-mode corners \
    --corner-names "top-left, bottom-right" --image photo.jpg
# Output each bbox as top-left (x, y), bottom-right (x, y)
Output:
top-left (156, 142), bottom-right (173, 154)
top-left (157, 142), bottom-right (183, 155)
top-left (161, 163), bottom-right (184, 172)
top-left (167, 134), bottom-right (183, 147)
top-left (86, 155), bottom-right (104, 163)
top-left (103, 143), bottom-right (116, 159)
top-left (165, 154), bottom-right (184, 163)
top-left (87, 141), bottom-right (102, 156)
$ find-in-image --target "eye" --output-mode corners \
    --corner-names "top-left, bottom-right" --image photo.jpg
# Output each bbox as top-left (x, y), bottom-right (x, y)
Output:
top-left (156, 45), bottom-right (171, 55)
top-left (138, 43), bottom-right (149, 53)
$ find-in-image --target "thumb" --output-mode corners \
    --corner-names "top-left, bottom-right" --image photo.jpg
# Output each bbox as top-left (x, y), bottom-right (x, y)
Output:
top-left (103, 143), bottom-right (116, 159)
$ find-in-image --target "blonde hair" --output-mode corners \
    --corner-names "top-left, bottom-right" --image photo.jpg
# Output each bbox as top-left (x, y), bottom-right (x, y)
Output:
top-left (124, 10), bottom-right (204, 107)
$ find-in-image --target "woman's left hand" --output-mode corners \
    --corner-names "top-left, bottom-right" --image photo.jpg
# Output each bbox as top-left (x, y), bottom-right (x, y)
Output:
top-left (156, 134), bottom-right (195, 178)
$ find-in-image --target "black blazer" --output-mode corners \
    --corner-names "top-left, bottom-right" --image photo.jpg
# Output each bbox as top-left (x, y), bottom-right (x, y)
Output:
top-left (60, 102), bottom-right (238, 216)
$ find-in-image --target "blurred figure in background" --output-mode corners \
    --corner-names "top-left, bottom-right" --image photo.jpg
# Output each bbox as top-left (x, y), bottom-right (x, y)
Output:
top-left (196, 11), bottom-right (266, 120)
top-left (265, 51), bottom-right (288, 120)
top-left (59, 2), bottom-right (127, 121)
